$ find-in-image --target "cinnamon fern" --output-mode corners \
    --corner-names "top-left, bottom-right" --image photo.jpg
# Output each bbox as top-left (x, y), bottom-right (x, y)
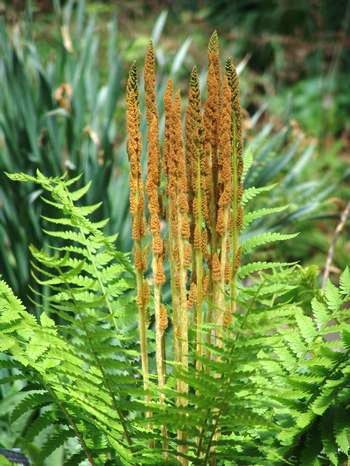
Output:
top-left (0, 33), bottom-right (349, 466)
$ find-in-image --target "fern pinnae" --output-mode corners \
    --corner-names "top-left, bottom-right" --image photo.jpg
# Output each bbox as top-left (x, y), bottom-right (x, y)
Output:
top-left (44, 263), bottom-right (134, 451)
top-left (5, 174), bottom-right (139, 459)
top-left (238, 261), bottom-right (294, 279)
top-left (242, 183), bottom-right (277, 205)
top-left (197, 278), bottom-right (268, 462)
top-left (54, 261), bottom-right (134, 450)
top-left (10, 391), bottom-right (52, 424)
top-left (241, 231), bottom-right (298, 255)
top-left (24, 412), bottom-right (55, 443)
top-left (43, 382), bottom-right (97, 466)
top-left (242, 205), bottom-right (289, 230)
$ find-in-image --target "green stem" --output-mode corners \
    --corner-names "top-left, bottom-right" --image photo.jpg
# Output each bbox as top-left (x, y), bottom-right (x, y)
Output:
top-left (135, 266), bottom-right (151, 410)
top-left (151, 256), bottom-right (168, 452)
top-left (176, 203), bottom-right (189, 395)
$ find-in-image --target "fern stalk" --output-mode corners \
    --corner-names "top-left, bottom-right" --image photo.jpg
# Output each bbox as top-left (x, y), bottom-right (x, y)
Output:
top-left (164, 80), bottom-right (181, 371)
top-left (144, 46), bottom-right (166, 395)
top-left (216, 75), bottom-right (233, 332)
top-left (226, 58), bottom-right (244, 319)
top-left (187, 67), bottom-right (205, 370)
top-left (126, 35), bottom-right (248, 464)
top-left (172, 91), bottom-right (191, 394)
top-left (126, 64), bottom-right (151, 419)
top-left (144, 43), bottom-right (169, 450)
top-left (203, 32), bottom-right (222, 351)
top-left (165, 90), bottom-right (192, 463)
top-left (164, 85), bottom-right (191, 462)
top-left (163, 81), bottom-right (180, 361)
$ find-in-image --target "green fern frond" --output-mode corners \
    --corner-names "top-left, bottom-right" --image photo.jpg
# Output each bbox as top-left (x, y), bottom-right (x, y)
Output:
top-left (334, 407), bottom-right (350, 455)
top-left (324, 279), bottom-right (343, 312)
top-left (10, 392), bottom-right (53, 423)
top-left (1, 173), bottom-right (148, 465)
top-left (25, 413), bottom-right (57, 442)
top-left (241, 232), bottom-right (298, 254)
top-left (242, 147), bottom-right (253, 179)
top-left (311, 297), bottom-right (331, 330)
top-left (238, 261), bottom-right (293, 279)
top-left (243, 205), bottom-right (288, 229)
top-left (321, 412), bottom-right (338, 465)
top-left (294, 309), bottom-right (318, 344)
top-left (339, 267), bottom-right (350, 295)
top-left (39, 429), bottom-right (75, 463)
top-left (242, 183), bottom-right (277, 205)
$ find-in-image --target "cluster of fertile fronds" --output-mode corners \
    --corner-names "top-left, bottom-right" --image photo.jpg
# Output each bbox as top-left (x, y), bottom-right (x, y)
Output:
top-left (126, 33), bottom-right (304, 465)
top-left (126, 31), bottom-right (246, 461)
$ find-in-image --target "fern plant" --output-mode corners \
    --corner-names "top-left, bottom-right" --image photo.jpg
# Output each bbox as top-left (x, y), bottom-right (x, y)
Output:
top-left (0, 171), bottom-right (143, 465)
top-left (256, 269), bottom-right (350, 465)
top-left (0, 169), bottom-right (299, 465)
top-left (0, 33), bottom-right (349, 466)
